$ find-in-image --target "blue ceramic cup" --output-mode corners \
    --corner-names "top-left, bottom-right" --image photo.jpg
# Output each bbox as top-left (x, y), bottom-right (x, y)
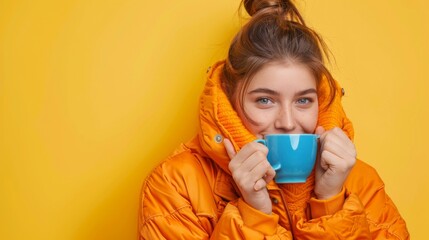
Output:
top-left (256, 134), bottom-right (318, 183)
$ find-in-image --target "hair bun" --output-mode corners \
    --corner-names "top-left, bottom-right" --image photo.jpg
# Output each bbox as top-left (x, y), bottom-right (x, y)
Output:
top-left (243, 0), bottom-right (256, 16)
top-left (243, 0), bottom-right (304, 25)
top-left (243, 0), bottom-right (285, 16)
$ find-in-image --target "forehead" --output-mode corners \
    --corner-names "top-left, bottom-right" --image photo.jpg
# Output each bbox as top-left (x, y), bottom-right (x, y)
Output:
top-left (247, 62), bottom-right (316, 92)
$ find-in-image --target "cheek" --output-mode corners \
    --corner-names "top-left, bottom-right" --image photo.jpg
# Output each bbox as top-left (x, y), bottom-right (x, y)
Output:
top-left (239, 109), bottom-right (266, 132)
top-left (298, 105), bottom-right (319, 133)
top-left (237, 106), bottom-right (274, 136)
top-left (307, 106), bottom-right (319, 132)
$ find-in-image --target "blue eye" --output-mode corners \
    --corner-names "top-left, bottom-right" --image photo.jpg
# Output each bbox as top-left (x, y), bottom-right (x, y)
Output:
top-left (297, 98), bottom-right (311, 104)
top-left (257, 98), bottom-right (272, 104)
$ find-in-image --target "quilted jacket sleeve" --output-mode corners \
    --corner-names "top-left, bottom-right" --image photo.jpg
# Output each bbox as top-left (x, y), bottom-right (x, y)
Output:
top-left (294, 190), bottom-right (372, 239)
top-left (139, 156), bottom-right (214, 239)
top-left (292, 160), bottom-right (409, 239)
top-left (211, 198), bottom-right (292, 239)
top-left (138, 152), bottom-right (292, 239)
top-left (346, 160), bottom-right (410, 239)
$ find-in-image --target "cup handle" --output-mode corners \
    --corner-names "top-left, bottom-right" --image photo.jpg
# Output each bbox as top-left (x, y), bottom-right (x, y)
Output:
top-left (255, 139), bottom-right (281, 170)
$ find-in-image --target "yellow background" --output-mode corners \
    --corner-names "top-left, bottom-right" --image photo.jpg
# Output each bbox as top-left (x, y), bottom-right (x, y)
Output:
top-left (1, 0), bottom-right (428, 239)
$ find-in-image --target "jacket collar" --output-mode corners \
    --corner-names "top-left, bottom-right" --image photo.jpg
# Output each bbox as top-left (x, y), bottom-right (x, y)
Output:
top-left (197, 61), bottom-right (256, 175)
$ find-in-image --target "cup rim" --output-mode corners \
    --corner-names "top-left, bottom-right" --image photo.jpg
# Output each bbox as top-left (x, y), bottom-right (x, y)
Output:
top-left (263, 133), bottom-right (318, 137)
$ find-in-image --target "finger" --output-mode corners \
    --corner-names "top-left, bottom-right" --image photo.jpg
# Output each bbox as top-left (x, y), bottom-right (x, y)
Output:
top-left (262, 165), bottom-right (276, 184)
top-left (331, 127), bottom-right (352, 141)
top-left (319, 128), bottom-right (355, 159)
top-left (233, 142), bottom-right (268, 165)
top-left (320, 149), bottom-right (353, 173)
top-left (249, 161), bottom-right (274, 190)
top-left (237, 150), bottom-right (270, 172)
top-left (323, 139), bottom-right (355, 160)
top-left (322, 131), bottom-right (357, 159)
top-left (329, 128), bottom-right (355, 148)
top-left (315, 125), bottom-right (326, 136)
top-left (254, 178), bottom-right (268, 191)
top-left (223, 138), bottom-right (236, 159)
top-left (331, 128), bottom-right (356, 155)
top-left (319, 150), bottom-right (338, 171)
top-left (254, 165), bottom-right (276, 191)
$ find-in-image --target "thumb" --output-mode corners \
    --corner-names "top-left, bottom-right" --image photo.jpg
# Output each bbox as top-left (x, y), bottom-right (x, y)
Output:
top-left (223, 138), bottom-right (236, 159)
top-left (315, 126), bottom-right (326, 136)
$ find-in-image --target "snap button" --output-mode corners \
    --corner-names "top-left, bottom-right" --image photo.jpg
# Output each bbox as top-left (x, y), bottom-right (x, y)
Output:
top-left (214, 134), bottom-right (223, 143)
top-left (272, 198), bottom-right (279, 204)
top-left (341, 88), bottom-right (345, 96)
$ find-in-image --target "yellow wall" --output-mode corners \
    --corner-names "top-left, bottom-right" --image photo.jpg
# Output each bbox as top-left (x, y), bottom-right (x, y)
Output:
top-left (0, 0), bottom-right (427, 239)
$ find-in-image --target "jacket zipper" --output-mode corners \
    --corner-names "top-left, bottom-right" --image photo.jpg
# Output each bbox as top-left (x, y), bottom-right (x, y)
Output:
top-left (278, 189), bottom-right (295, 239)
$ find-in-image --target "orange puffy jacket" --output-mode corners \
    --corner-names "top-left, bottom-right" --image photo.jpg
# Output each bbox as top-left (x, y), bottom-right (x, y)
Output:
top-left (138, 61), bottom-right (409, 239)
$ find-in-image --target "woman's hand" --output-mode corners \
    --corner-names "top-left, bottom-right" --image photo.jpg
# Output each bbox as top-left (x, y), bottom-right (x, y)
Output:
top-left (224, 139), bottom-right (276, 214)
top-left (314, 126), bottom-right (357, 200)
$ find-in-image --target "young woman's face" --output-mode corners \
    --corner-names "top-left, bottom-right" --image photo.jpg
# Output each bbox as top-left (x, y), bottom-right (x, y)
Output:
top-left (235, 62), bottom-right (319, 138)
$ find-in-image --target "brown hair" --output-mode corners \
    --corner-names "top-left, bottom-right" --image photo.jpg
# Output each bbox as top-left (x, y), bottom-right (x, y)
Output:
top-left (222, 0), bottom-right (336, 112)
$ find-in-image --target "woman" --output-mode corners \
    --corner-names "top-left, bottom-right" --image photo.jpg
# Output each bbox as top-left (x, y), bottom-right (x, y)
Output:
top-left (138, 0), bottom-right (409, 238)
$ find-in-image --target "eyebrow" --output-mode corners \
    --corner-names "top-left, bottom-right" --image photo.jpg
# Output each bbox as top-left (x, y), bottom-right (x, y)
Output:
top-left (296, 88), bottom-right (317, 96)
top-left (248, 88), bottom-right (279, 95)
top-left (248, 88), bottom-right (317, 96)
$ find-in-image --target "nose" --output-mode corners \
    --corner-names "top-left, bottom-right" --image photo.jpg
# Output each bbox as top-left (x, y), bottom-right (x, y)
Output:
top-left (274, 105), bottom-right (296, 133)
